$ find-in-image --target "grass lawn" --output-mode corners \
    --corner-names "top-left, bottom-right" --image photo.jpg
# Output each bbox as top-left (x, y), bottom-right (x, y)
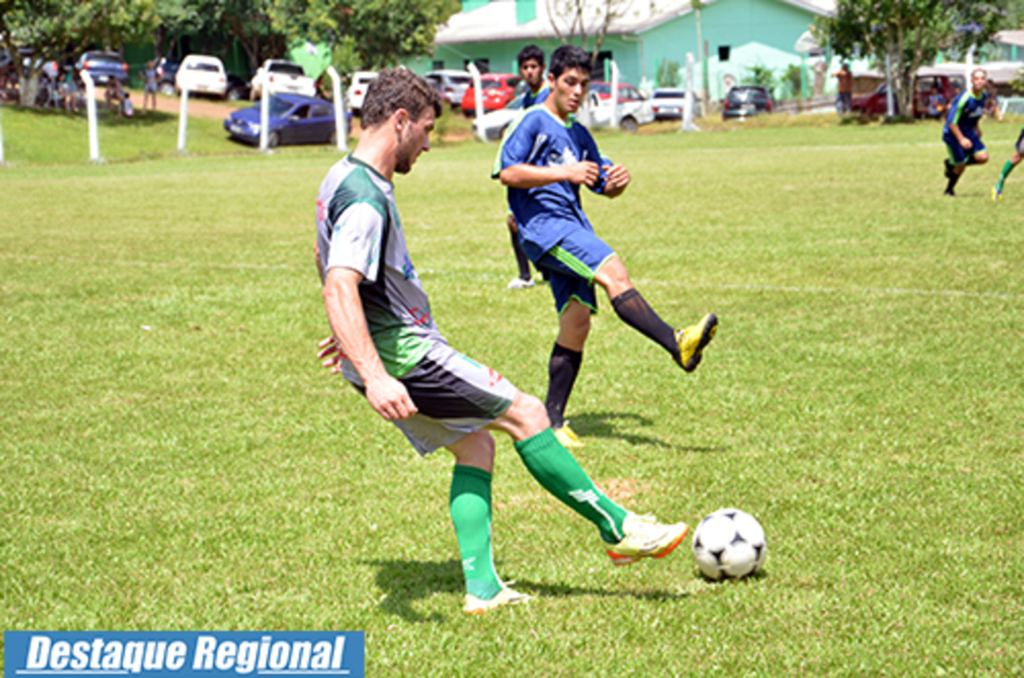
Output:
top-left (1, 109), bottom-right (1023, 675)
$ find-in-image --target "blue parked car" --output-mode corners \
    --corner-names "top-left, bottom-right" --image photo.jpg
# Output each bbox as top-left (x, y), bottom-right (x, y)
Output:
top-left (74, 51), bottom-right (129, 85)
top-left (224, 94), bottom-right (338, 148)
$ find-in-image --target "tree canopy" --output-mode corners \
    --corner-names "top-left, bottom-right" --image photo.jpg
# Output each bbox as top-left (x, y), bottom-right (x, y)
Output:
top-left (815, 0), bottom-right (1005, 116)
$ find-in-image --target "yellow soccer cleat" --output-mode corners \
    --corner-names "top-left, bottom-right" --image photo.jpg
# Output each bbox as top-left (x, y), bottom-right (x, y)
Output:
top-left (463, 586), bottom-right (532, 615)
top-left (992, 185), bottom-right (1003, 202)
top-left (606, 513), bottom-right (690, 567)
top-left (553, 423), bottom-right (583, 448)
top-left (675, 313), bottom-right (718, 372)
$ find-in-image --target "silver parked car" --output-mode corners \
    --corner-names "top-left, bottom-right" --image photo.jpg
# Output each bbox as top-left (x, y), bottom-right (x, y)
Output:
top-left (425, 69), bottom-right (473, 109)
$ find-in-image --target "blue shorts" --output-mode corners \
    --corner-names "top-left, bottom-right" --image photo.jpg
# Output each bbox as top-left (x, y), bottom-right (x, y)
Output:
top-left (522, 228), bottom-right (616, 315)
top-left (944, 129), bottom-right (985, 165)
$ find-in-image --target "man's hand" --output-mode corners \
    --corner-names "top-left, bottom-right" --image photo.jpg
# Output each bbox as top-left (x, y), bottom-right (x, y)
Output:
top-left (960, 136), bottom-right (973, 150)
top-left (318, 335), bottom-right (344, 374)
top-left (564, 160), bottom-right (600, 186)
top-left (365, 374), bottom-right (418, 421)
top-left (602, 163), bottom-right (631, 195)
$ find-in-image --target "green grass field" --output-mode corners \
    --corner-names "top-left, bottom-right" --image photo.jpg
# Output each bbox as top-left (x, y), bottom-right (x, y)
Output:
top-left (2, 109), bottom-right (1022, 675)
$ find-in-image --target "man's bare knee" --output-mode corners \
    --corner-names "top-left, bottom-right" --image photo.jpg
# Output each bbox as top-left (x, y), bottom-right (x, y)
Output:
top-left (490, 392), bottom-right (549, 441)
top-left (447, 430), bottom-right (495, 472)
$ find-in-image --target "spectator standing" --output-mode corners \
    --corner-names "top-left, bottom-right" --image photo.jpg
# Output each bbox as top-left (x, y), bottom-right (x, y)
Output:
top-left (833, 62), bottom-right (852, 115)
top-left (140, 60), bottom-right (157, 115)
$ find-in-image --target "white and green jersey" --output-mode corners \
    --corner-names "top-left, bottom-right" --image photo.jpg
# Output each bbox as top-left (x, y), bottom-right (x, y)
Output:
top-left (316, 155), bottom-right (442, 381)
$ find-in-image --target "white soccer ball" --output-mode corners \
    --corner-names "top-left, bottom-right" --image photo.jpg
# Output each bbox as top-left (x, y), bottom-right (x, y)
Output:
top-left (692, 508), bottom-right (767, 580)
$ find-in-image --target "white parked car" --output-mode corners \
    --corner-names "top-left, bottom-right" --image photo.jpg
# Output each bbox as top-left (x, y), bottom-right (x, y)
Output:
top-left (175, 54), bottom-right (227, 97)
top-left (650, 87), bottom-right (700, 120)
top-left (250, 59), bottom-right (316, 99)
top-left (472, 91), bottom-right (529, 141)
top-left (585, 87), bottom-right (655, 133)
top-left (346, 71), bottom-right (377, 114)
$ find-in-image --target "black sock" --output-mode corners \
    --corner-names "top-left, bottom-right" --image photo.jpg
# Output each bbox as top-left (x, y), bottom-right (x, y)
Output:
top-left (545, 343), bottom-right (582, 429)
top-left (611, 288), bottom-right (678, 358)
top-left (947, 171), bottom-right (962, 193)
top-left (510, 231), bottom-right (531, 281)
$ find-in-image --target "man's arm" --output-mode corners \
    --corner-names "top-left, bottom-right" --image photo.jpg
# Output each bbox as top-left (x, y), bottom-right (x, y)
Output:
top-left (322, 267), bottom-right (417, 421)
top-left (948, 122), bottom-right (971, 148)
top-left (499, 162), bottom-right (600, 189)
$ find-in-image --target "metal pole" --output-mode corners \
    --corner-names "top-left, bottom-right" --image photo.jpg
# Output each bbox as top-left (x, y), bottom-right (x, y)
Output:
top-left (610, 60), bottom-right (620, 129)
top-left (467, 62), bottom-right (483, 139)
top-left (684, 53), bottom-right (697, 132)
top-left (81, 71), bottom-right (101, 162)
top-left (696, 8), bottom-right (708, 117)
top-left (259, 82), bottom-right (270, 152)
top-left (326, 66), bottom-right (347, 153)
top-left (177, 86), bottom-right (189, 153)
top-left (884, 52), bottom-right (894, 117)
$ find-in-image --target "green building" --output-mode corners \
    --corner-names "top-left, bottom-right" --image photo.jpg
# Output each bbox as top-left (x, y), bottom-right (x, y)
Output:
top-left (403, 0), bottom-right (836, 100)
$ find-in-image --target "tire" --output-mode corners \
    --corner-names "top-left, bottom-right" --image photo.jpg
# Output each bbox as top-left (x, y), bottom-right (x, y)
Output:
top-left (267, 131), bottom-right (280, 149)
top-left (158, 82), bottom-right (176, 96)
top-left (226, 87), bottom-right (245, 101)
top-left (620, 116), bottom-right (639, 134)
top-left (329, 130), bottom-right (337, 146)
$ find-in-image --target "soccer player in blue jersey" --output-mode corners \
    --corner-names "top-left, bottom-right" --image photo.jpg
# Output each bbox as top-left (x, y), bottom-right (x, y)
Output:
top-left (495, 45), bottom-right (717, 448)
top-left (506, 44), bottom-right (550, 290)
top-left (316, 68), bottom-right (691, 615)
top-left (943, 68), bottom-right (990, 197)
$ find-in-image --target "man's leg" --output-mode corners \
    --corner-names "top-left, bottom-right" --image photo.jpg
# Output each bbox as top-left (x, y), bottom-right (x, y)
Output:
top-left (994, 150), bottom-right (1020, 200)
top-left (446, 431), bottom-right (529, 614)
top-left (491, 392), bottom-right (689, 563)
top-left (506, 214), bottom-right (534, 290)
top-left (545, 300), bottom-right (589, 438)
top-left (596, 256), bottom-right (717, 372)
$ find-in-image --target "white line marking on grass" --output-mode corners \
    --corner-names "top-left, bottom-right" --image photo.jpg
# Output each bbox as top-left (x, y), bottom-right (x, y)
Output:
top-left (634, 279), bottom-right (1022, 301)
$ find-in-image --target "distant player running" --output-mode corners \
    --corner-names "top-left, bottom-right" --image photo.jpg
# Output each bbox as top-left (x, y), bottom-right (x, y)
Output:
top-left (494, 45), bottom-right (717, 448)
top-left (315, 68), bottom-right (691, 615)
top-left (991, 123), bottom-right (1024, 201)
top-left (505, 44), bottom-right (550, 290)
top-left (942, 69), bottom-right (990, 197)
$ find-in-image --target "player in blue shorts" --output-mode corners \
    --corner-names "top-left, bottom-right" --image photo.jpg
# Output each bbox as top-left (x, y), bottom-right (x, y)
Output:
top-left (942, 68), bottom-right (990, 197)
top-left (506, 44), bottom-right (550, 290)
top-left (494, 45), bottom-right (717, 448)
top-left (315, 69), bottom-right (691, 615)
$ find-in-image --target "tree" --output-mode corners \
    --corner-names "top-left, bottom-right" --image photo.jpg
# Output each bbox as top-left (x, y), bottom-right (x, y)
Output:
top-left (270, 0), bottom-right (459, 75)
top-left (815, 0), bottom-right (1004, 118)
top-left (0, 0), bottom-right (156, 107)
top-left (545, 0), bottom-right (653, 66)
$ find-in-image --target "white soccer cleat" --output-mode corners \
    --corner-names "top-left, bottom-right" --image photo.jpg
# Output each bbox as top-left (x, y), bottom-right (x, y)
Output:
top-left (463, 586), bottom-right (532, 615)
top-left (606, 513), bottom-right (690, 567)
top-left (507, 277), bottom-right (535, 290)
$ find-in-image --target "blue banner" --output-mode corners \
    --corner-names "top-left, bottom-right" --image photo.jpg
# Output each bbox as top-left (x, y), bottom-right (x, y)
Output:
top-left (4, 632), bottom-right (364, 678)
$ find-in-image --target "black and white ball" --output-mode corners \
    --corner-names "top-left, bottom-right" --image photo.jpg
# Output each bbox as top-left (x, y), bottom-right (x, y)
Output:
top-left (692, 508), bottom-right (767, 580)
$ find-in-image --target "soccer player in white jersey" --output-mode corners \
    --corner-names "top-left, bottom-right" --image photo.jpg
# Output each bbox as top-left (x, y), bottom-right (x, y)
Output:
top-left (315, 68), bottom-right (691, 615)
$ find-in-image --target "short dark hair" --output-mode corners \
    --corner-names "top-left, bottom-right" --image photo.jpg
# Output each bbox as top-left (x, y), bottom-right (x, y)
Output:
top-left (548, 45), bottom-right (592, 79)
top-left (517, 44), bottom-right (545, 68)
top-left (361, 68), bottom-right (443, 129)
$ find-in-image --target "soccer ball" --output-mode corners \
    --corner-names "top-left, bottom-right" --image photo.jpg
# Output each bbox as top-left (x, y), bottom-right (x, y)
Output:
top-left (692, 508), bottom-right (767, 580)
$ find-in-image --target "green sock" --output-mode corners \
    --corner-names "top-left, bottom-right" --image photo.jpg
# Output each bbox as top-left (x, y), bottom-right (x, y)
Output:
top-left (449, 465), bottom-right (502, 601)
top-left (997, 160), bottom-right (1015, 190)
top-left (513, 428), bottom-right (628, 544)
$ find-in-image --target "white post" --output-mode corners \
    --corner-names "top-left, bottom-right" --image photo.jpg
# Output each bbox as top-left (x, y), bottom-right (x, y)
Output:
top-left (80, 71), bottom-right (101, 162)
top-left (177, 87), bottom-right (189, 153)
top-left (683, 53), bottom-right (698, 132)
top-left (884, 53), bottom-right (895, 117)
top-left (467, 62), bottom-right (484, 140)
top-left (610, 60), bottom-right (620, 130)
top-left (326, 66), bottom-right (347, 152)
top-left (260, 81), bottom-right (270, 152)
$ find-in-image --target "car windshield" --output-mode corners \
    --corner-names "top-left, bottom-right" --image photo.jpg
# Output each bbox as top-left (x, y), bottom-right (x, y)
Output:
top-left (450, 75), bottom-right (472, 85)
top-left (504, 93), bottom-right (526, 110)
top-left (270, 63), bottom-right (305, 76)
top-left (86, 54), bottom-right (123, 65)
top-left (264, 96), bottom-right (296, 118)
top-left (189, 62), bottom-right (220, 72)
top-left (590, 83), bottom-right (611, 95)
top-left (653, 91), bottom-right (683, 99)
top-left (728, 89), bottom-right (762, 102)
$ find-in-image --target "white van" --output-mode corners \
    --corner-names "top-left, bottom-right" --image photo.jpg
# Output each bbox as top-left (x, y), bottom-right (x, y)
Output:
top-left (175, 55), bottom-right (227, 98)
top-left (346, 71), bottom-right (377, 114)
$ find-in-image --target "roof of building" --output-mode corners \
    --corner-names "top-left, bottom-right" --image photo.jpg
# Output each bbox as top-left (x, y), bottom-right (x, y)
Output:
top-left (435, 0), bottom-right (836, 45)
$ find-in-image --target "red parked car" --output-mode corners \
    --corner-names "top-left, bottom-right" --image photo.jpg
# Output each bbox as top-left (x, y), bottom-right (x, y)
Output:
top-left (850, 74), bottom-right (962, 118)
top-left (461, 73), bottom-right (521, 115)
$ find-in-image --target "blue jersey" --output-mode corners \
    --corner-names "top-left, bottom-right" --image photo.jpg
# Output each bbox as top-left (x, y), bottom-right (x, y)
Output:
top-left (522, 85), bottom-right (549, 108)
top-left (492, 106), bottom-right (610, 254)
top-left (944, 90), bottom-right (988, 134)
